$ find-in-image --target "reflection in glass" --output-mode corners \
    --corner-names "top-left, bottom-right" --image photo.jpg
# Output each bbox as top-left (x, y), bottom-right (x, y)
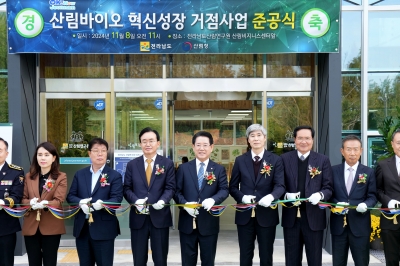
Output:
top-left (40, 54), bottom-right (110, 78)
top-left (0, 13), bottom-right (7, 123)
top-left (266, 54), bottom-right (314, 77)
top-left (368, 11), bottom-right (400, 70)
top-left (168, 54), bottom-right (263, 78)
top-left (369, 0), bottom-right (400, 5)
top-left (342, 0), bottom-right (362, 5)
top-left (341, 12), bottom-right (361, 70)
top-left (114, 54), bottom-right (163, 78)
top-left (47, 99), bottom-right (105, 157)
top-left (267, 96), bottom-right (313, 155)
top-left (115, 94), bottom-right (162, 150)
top-left (0, 78), bottom-right (7, 123)
top-left (342, 73), bottom-right (361, 130)
top-left (368, 73), bottom-right (400, 130)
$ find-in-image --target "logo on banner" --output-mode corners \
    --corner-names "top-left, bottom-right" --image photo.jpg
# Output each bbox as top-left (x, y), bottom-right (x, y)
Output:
top-left (49, 0), bottom-right (76, 10)
top-left (140, 42), bottom-right (150, 52)
top-left (301, 8), bottom-right (330, 38)
top-left (182, 42), bottom-right (193, 52)
top-left (94, 100), bottom-right (105, 111)
top-left (14, 8), bottom-right (44, 38)
top-left (154, 98), bottom-right (162, 110)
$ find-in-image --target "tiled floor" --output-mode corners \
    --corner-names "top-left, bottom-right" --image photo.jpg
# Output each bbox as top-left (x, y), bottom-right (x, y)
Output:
top-left (14, 230), bottom-right (385, 265)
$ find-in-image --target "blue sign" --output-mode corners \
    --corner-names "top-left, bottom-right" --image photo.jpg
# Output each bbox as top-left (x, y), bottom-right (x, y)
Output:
top-left (115, 157), bottom-right (133, 181)
top-left (154, 98), bottom-right (162, 110)
top-left (60, 157), bottom-right (91, 164)
top-left (7, 0), bottom-right (340, 54)
top-left (94, 100), bottom-right (105, 111)
top-left (267, 98), bottom-right (275, 108)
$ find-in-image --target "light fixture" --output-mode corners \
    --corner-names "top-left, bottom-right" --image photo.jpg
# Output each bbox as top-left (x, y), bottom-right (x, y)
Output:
top-left (231, 110), bottom-right (252, 113)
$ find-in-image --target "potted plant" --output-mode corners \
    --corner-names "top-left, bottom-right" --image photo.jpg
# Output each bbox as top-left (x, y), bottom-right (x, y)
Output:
top-left (370, 209), bottom-right (383, 250)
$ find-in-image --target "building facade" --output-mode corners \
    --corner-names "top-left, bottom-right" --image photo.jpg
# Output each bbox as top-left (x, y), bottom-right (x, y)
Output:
top-left (1, 0), bottom-right (399, 248)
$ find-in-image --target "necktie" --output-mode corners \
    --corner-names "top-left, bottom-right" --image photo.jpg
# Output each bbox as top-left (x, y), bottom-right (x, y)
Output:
top-left (300, 155), bottom-right (305, 161)
top-left (146, 159), bottom-right (153, 185)
top-left (346, 167), bottom-right (354, 194)
top-left (198, 162), bottom-right (205, 190)
top-left (253, 156), bottom-right (261, 179)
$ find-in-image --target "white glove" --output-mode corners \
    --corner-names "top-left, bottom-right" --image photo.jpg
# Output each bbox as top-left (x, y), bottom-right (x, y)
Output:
top-left (0, 199), bottom-right (4, 210)
top-left (335, 202), bottom-right (349, 214)
top-left (258, 194), bottom-right (274, 207)
top-left (33, 200), bottom-right (49, 210)
top-left (184, 202), bottom-right (199, 218)
top-left (30, 197), bottom-right (38, 206)
top-left (135, 197), bottom-right (148, 212)
top-left (286, 192), bottom-right (301, 206)
top-left (152, 200), bottom-right (165, 210)
top-left (336, 202), bottom-right (349, 208)
top-left (79, 197), bottom-right (92, 206)
top-left (79, 198), bottom-right (93, 214)
top-left (308, 192), bottom-right (322, 205)
top-left (92, 199), bottom-right (104, 210)
top-left (388, 199), bottom-right (400, 213)
top-left (202, 198), bottom-right (215, 211)
top-left (356, 202), bottom-right (368, 213)
top-left (80, 204), bottom-right (94, 215)
top-left (32, 200), bottom-right (49, 210)
top-left (242, 195), bottom-right (256, 204)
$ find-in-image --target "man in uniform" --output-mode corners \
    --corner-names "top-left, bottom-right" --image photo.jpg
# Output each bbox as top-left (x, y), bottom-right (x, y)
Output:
top-left (0, 137), bottom-right (24, 266)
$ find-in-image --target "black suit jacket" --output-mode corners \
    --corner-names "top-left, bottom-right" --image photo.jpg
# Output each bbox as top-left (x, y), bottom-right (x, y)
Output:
top-left (124, 154), bottom-right (176, 229)
top-left (281, 150), bottom-right (333, 231)
top-left (67, 165), bottom-right (123, 240)
top-left (174, 159), bottom-right (228, 235)
top-left (229, 150), bottom-right (285, 227)
top-left (0, 162), bottom-right (24, 237)
top-left (376, 156), bottom-right (400, 230)
top-left (330, 163), bottom-right (377, 237)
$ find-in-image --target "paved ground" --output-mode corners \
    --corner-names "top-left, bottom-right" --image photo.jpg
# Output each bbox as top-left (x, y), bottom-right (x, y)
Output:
top-left (14, 230), bottom-right (385, 265)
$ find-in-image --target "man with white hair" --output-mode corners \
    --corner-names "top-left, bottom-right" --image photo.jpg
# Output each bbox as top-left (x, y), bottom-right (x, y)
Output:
top-left (229, 124), bottom-right (285, 266)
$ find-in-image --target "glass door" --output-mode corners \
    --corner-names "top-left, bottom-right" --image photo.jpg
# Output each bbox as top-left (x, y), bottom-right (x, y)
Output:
top-left (40, 93), bottom-right (110, 240)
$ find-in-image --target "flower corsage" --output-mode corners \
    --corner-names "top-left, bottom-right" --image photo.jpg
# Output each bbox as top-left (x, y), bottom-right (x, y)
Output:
top-left (260, 160), bottom-right (273, 177)
top-left (155, 164), bottom-right (165, 175)
top-left (43, 178), bottom-right (55, 192)
top-left (205, 171), bottom-right (216, 185)
top-left (357, 173), bottom-right (367, 184)
top-left (100, 173), bottom-right (110, 187)
top-left (308, 165), bottom-right (322, 178)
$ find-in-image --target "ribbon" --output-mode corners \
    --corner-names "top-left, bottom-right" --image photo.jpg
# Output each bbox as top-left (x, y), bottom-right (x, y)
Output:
top-left (1, 199), bottom-right (399, 222)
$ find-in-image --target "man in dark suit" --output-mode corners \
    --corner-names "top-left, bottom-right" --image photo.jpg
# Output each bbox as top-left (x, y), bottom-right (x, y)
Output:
top-left (174, 131), bottom-right (229, 266)
top-left (0, 138), bottom-right (24, 266)
top-left (229, 124), bottom-right (285, 266)
top-left (67, 138), bottom-right (123, 266)
top-left (281, 125), bottom-right (333, 266)
top-left (330, 135), bottom-right (376, 266)
top-left (123, 127), bottom-right (176, 266)
top-left (376, 128), bottom-right (400, 266)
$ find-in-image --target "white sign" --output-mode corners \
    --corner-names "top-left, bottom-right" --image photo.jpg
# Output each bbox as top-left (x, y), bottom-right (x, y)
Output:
top-left (0, 123), bottom-right (13, 164)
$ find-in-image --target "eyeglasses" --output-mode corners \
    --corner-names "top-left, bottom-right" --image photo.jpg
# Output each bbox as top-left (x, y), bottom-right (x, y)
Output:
top-left (90, 150), bottom-right (107, 155)
top-left (141, 140), bottom-right (157, 145)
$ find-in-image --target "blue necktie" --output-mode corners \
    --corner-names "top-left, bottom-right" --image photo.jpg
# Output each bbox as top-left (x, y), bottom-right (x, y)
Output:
top-left (198, 162), bottom-right (205, 190)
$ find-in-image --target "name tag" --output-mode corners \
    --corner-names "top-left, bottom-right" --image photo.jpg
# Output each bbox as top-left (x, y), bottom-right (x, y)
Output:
top-left (1, 180), bottom-right (12, 185)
